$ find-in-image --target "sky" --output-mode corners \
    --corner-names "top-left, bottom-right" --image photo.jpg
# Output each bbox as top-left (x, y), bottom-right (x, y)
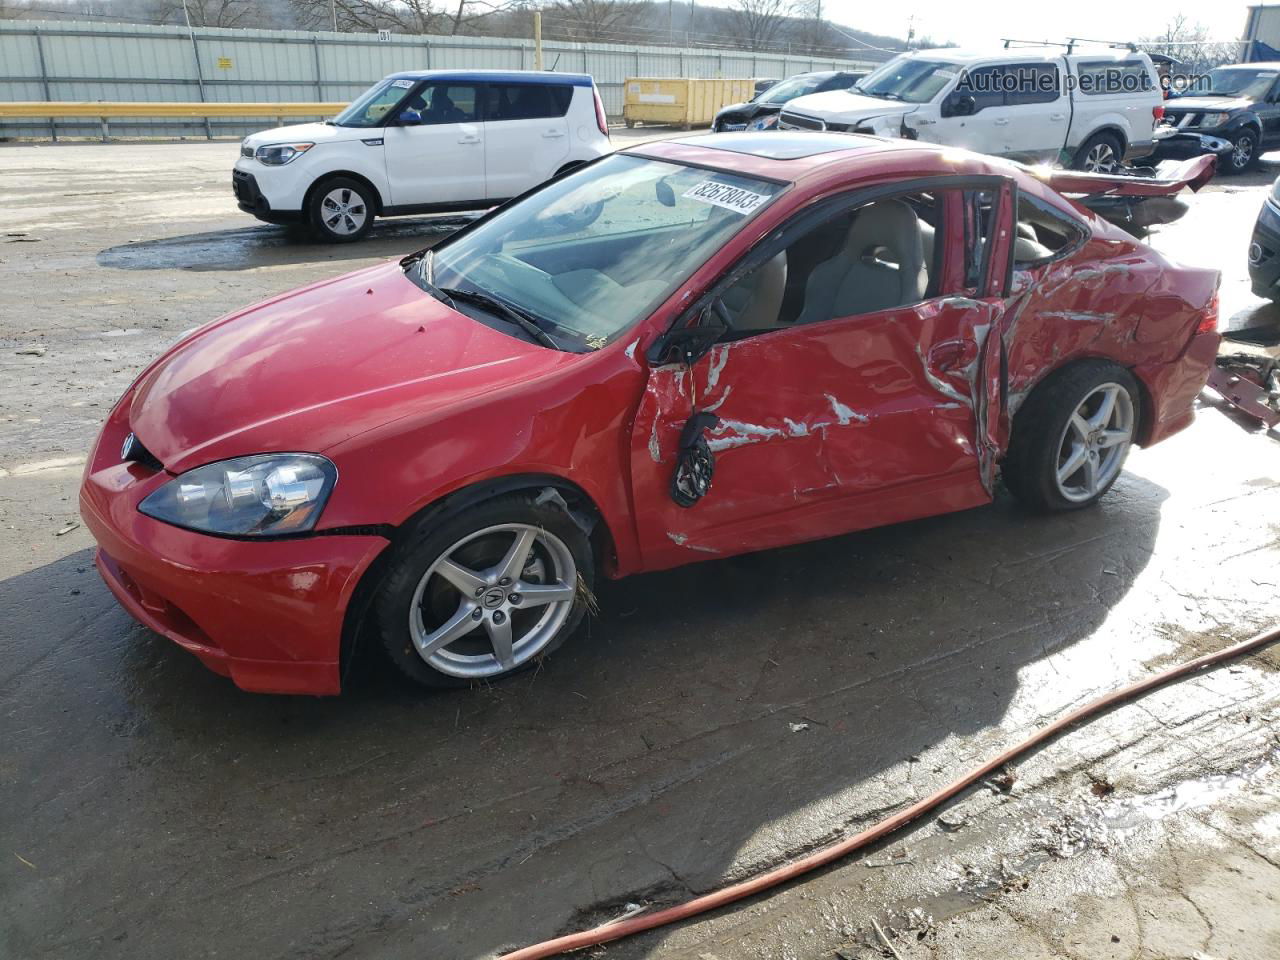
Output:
top-left (810, 1), bottom-right (1259, 50)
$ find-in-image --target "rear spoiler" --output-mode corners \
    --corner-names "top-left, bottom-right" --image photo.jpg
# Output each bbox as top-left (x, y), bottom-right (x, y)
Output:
top-left (1031, 154), bottom-right (1216, 197)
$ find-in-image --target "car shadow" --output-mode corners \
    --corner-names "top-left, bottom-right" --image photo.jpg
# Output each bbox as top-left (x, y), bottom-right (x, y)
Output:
top-left (0, 478), bottom-right (1167, 960)
top-left (94, 214), bottom-right (478, 273)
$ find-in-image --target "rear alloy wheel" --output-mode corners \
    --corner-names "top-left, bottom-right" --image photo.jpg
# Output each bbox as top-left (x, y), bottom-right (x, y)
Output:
top-left (308, 177), bottom-right (374, 242)
top-left (1002, 361), bottom-right (1140, 512)
top-left (1052, 383), bottom-right (1135, 504)
top-left (373, 495), bottom-right (593, 688)
top-left (1227, 130), bottom-right (1258, 173)
top-left (1074, 133), bottom-right (1123, 173)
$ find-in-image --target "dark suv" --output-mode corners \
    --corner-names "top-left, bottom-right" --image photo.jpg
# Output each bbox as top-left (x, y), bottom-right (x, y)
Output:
top-left (1152, 62), bottom-right (1280, 173)
top-left (712, 70), bottom-right (865, 132)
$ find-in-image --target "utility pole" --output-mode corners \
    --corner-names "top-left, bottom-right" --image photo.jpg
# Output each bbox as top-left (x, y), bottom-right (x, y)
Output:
top-left (668, 0), bottom-right (673, 44)
top-left (331, 0), bottom-right (338, 32)
top-left (906, 14), bottom-right (915, 50)
top-left (533, 11), bottom-right (543, 70)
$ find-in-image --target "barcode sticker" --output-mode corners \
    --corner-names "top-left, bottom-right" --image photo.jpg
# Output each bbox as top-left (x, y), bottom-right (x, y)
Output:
top-left (682, 181), bottom-right (770, 215)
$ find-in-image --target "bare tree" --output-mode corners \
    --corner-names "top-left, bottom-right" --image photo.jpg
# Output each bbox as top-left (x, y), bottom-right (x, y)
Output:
top-left (726, 0), bottom-right (790, 52)
top-left (1140, 15), bottom-right (1241, 89)
top-left (542, 0), bottom-right (642, 42)
top-left (149, 0), bottom-right (262, 27)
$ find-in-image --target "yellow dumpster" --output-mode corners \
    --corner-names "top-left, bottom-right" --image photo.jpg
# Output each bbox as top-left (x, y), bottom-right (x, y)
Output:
top-left (623, 77), bottom-right (757, 130)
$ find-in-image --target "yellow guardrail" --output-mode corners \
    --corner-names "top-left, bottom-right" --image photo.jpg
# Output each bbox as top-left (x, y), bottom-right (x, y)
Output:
top-left (0, 101), bottom-right (346, 140)
top-left (0, 101), bottom-right (346, 117)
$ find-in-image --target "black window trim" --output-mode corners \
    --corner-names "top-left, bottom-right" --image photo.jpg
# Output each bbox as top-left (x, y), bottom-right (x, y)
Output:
top-left (650, 173), bottom-right (1013, 360)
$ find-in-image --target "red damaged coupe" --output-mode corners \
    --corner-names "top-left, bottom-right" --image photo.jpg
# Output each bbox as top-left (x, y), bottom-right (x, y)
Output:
top-left (80, 133), bottom-right (1221, 695)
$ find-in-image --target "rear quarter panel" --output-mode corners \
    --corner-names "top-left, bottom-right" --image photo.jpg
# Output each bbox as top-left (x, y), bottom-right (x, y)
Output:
top-left (1002, 184), bottom-right (1214, 426)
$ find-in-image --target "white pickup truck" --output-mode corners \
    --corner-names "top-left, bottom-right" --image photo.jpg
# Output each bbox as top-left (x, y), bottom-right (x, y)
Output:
top-left (778, 46), bottom-right (1164, 172)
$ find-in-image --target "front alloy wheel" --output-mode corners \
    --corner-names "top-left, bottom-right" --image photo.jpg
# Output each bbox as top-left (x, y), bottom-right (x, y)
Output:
top-left (1229, 131), bottom-right (1257, 173)
top-left (410, 524), bottom-right (577, 679)
top-left (373, 494), bottom-right (593, 688)
top-left (308, 176), bottom-right (374, 242)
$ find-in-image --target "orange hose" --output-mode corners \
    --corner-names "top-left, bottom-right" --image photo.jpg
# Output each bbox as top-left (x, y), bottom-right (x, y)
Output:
top-left (503, 624), bottom-right (1280, 959)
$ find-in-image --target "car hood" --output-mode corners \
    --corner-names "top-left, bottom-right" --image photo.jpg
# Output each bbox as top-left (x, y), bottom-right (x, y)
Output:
top-left (783, 90), bottom-right (912, 121)
top-left (1165, 96), bottom-right (1253, 113)
top-left (242, 120), bottom-right (367, 148)
top-left (128, 262), bottom-right (576, 473)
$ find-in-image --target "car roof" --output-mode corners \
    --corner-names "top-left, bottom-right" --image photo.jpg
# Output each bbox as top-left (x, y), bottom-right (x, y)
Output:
top-left (385, 69), bottom-right (592, 87)
top-left (1215, 61), bottom-right (1280, 70)
top-left (625, 132), bottom-right (1013, 186)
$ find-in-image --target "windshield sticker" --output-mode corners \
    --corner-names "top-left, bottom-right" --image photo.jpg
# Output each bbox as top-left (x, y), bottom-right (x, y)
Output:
top-left (683, 181), bottom-right (770, 215)
top-left (391, 79), bottom-right (414, 88)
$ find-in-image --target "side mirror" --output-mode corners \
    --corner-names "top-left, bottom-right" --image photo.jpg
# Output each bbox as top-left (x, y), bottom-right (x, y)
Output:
top-left (944, 94), bottom-right (976, 118)
top-left (655, 179), bottom-right (676, 207)
top-left (393, 109), bottom-right (423, 126)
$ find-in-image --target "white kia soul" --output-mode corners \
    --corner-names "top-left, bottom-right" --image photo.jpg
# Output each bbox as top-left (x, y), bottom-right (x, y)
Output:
top-left (234, 70), bottom-right (613, 242)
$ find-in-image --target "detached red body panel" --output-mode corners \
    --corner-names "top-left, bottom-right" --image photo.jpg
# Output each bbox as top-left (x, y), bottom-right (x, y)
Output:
top-left (81, 134), bottom-right (1221, 694)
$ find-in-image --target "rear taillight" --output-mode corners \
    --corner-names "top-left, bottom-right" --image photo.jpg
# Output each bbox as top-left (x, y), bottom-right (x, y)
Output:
top-left (1153, 105), bottom-right (1165, 122)
top-left (593, 86), bottom-right (609, 138)
top-left (1197, 291), bottom-right (1219, 335)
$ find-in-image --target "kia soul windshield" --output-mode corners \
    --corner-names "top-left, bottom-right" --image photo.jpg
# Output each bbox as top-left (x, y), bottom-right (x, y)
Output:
top-left (411, 155), bottom-right (784, 349)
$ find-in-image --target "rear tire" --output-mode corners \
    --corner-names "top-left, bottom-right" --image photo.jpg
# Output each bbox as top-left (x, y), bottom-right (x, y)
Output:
top-left (1072, 132), bottom-right (1123, 173)
top-left (372, 494), bottom-right (594, 689)
top-left (307, 176), bottom-right (375, 243)
top-left (1002, 360), bottom-right (1141, 513)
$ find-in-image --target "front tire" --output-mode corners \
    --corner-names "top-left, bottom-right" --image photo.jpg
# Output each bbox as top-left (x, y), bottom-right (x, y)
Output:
top-left (308, 176), bottom-right (375, 243)
top-left (1225, 129), bottom-right (1258, 174)
top-left (1002, 361), bottom-right (1140, 512)
top-left (372, 494), bottom-right (594, 689)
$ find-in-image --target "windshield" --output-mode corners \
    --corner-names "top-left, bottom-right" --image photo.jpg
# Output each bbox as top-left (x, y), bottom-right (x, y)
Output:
top-left (856, 56), bottom-right (959, 103)
top-left (421, 155), bottom-right (784, 350)
top-left (333, 77), bottom-right (415, 127)
top-left (1191, 67), bottom-right (1279, 99)
top-left (756, 74), bottom-right (832, 104)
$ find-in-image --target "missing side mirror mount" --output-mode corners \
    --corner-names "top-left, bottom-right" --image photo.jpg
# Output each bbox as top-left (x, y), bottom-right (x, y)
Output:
top-left (670, 411), bottom-right (720, 507)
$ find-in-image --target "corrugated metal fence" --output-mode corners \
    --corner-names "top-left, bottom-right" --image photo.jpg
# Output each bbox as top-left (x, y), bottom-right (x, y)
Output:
top-left (0, 20), bottom-right (876, 139)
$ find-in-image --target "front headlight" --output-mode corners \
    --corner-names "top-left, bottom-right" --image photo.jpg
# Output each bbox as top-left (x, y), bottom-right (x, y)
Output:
top-left (1197, 112), bottom-right (1229, 128)
top-left (139, 454), bottom-right (337, 536)
top-left (255, 142), bottom-right (314, 165)
top-left (752, 114), bottom-right (779, 130)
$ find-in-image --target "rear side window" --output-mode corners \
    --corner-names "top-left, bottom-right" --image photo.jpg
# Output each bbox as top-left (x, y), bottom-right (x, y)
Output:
top-left (1005, 63), bottom-right (1060, 105)
top-left (1013, 193), bottom-right (1087, 267)
top-left (1076, 60), bottom-right (1154, 96)
top-left (485, 83), bottom-right (574, 121)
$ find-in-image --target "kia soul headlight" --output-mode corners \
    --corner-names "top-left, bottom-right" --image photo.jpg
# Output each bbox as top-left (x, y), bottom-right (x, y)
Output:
top-left (139, 454), bottom-right (337, 536)
top-left (255, 142), bottom-right (314, 165)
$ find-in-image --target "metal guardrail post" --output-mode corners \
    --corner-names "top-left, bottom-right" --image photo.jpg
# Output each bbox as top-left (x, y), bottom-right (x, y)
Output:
top-left (186, 28), bottom-right (213, 139)
top-left (33, 26), bottom-right (55, 141)
top-left (311, 36), bottom-right (323, 100)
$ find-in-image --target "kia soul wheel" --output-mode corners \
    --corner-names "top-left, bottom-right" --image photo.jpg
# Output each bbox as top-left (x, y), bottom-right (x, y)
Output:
top-left (373, 495), bottom-right (593, 688)
top-left (1002, 361), bottom-right (1140, 512)
top-left (309, 176), bottom-right (374, 242)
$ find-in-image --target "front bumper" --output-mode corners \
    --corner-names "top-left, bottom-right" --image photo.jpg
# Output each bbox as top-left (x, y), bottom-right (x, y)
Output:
top-left (1149, 128), bottom-right (1234, 163)
top-left (232, 168), bottom-right (303, 225)
top-left (1248, 197), bottom-right (1280, 300)
top-left (79, 402), bottom-right (388, 695)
